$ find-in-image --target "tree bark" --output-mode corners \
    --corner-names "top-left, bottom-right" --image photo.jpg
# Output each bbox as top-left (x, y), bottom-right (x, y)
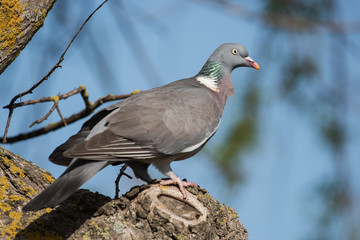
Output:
top-left (0, 0), bottom-right (56, 74)
top-left (0, 145), bottom-right (248, 239)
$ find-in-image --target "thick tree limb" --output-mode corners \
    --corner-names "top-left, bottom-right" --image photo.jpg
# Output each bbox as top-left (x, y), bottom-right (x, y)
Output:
top-left (0, 146), bottom-right (248, 239)
top-left (0, 0), bottom-right (57, 74)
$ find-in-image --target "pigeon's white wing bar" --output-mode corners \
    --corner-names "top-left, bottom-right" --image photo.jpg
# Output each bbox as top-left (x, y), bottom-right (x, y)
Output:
top-left (180, 120), bottom-right (220, 153)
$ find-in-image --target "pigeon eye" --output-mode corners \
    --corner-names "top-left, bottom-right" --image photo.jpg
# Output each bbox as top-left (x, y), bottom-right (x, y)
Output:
top-left (231, 48), bottom-right (238, 55)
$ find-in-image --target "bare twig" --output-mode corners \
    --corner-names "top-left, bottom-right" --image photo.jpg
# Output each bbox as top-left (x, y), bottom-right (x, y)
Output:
top-left (0, 87), bottom-right (139, 143)
top-left (13, 86), bottom-right (87, 128)
top-left (4, 86), bottom-right (86, 109)
top-left (29, 102), bottom-right (57, 128)
top-left (55, 104), bottom-right (67, 126)
top-left (2, 0), bottom-right (109, 143)
top-left (79, 86), bottom-right (92, 109)
top-left (28, 94), bottom-right (69, 128)
top-left (114, 164), bottom-right (133, 199)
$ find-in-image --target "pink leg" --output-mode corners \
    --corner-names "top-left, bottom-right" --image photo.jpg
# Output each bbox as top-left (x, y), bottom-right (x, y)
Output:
top-left (158, 171), bottom-right (198, 199)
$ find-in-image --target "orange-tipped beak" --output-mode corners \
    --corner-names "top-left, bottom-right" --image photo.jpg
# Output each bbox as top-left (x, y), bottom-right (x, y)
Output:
top-left (244, 56), bottom-right (260, 71)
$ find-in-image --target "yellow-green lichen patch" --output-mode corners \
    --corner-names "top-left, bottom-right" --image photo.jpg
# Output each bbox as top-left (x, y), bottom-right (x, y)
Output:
top-left (41, 172), bottom-right (55, 184)
top-left (32, 8), bottom-right (48, 32)
top-left (0, 176), bottom-right (10, 196)
top-left (10, 194), bottom-right (26, 202)
top-left (2, 156), bottom-right (25, 178)
top-left (4, 211), bottom-right (23, 239)
top-left (25, 208), bottom-right (51, 223)
top-left (0, 148), bottom-right (61, 239)
top-left (132, 89), bottom-right (141, 95)
top-left (18, 209), bottom-right (61, 240)
top-left (0, 176), bottom-right (12, 212)
top-left (21, 185), bottom-right (36, 197)
top-left (0, 199), bottom-right (57, 239)
top-left (215, 216), bottom-right (227, 225)
top-left (82, 220), bottom-right (112, 240)
top-left (0, 0), bottom-right (23, 53)
top-left (50, 95), bottom-right (60, 103)
top-left (0, 176), bottom-right (23, 239)
top-left (174, 234), bottom-right (189, 240)
top-left (83, 90), bottom-right (89, 98)
top-left (227, 207), bottom-right (239, 219)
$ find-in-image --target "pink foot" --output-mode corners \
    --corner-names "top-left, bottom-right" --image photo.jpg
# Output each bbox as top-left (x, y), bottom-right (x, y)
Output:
top-left (158, 175), bottom-right (198, 199)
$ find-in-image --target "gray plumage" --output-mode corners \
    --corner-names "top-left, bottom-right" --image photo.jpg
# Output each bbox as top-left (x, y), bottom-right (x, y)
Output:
top-left (23, 43), bottom-right (259, 211)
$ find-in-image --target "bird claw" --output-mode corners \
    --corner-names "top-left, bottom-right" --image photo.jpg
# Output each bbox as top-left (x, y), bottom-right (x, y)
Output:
top-left (158, 177), bottom-right (198, 199)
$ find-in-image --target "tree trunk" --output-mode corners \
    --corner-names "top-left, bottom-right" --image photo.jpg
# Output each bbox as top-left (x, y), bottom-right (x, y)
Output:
top-left (0, 145), bottom-right (248, 239)
top-left (0, 0), bottom-right (56, 74)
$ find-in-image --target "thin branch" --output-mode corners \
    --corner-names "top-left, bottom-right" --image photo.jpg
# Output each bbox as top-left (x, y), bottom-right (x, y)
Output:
top-left (11, 86), bottom-right (87, 129)
top-left (79, 86), bottom-right (92, 109)
top-left (29, 102), bottom-right (57, 128)
top-left (55, 104), bottom-right (67, 126)
top-left (114, 164), bottom-right (133, 199)
top-left (4, 86), bottom-right (86, 109)
top-left (0, 88), bottom-right (139, 143)
top-left (2, 0), bottom-right (109, 143)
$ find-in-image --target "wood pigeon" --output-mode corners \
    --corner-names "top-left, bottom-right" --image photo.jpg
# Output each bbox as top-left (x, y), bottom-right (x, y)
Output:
top-left (23, 43), bottom-right (260, 211)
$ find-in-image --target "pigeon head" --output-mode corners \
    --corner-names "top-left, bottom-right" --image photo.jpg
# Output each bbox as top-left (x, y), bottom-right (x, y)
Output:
top-left (196, 43), bottom-right (259, 92)
top-left (208, 43), bottom-right (260, 72)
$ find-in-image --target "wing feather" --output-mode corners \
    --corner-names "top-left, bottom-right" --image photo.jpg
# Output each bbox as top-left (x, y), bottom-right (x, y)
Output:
top-left (63, 128), bottom-right (160, 160)
top-left (63, 78), bottom-right (222, 161)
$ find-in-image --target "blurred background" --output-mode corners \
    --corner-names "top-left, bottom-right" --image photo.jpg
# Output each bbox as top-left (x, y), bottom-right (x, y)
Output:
top-left (1, 0), bottom-right (359, 239)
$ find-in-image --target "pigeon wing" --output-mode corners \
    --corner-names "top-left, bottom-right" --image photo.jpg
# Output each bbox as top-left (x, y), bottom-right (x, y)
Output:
top-left (63, 79), bottom-right (222, 161)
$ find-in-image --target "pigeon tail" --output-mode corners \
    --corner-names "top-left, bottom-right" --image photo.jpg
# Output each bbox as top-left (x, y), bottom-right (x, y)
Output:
top-left (23, 159), bottom-right (109, 211)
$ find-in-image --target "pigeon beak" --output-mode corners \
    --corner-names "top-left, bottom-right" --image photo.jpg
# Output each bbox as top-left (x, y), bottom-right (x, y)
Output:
top-left (244, 56), bottom-right (260, 71)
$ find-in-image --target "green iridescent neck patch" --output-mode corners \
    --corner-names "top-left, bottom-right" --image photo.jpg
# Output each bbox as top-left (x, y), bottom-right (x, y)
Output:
top-left (197, 61), bottom-right (223, 84)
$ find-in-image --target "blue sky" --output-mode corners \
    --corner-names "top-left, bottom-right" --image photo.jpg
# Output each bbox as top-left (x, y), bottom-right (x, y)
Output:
top-left (1, 1), bottom-right (359, 239)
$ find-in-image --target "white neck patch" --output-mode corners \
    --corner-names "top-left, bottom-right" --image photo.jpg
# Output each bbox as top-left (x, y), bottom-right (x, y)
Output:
top-left (196, 76), bottom-right (220, 92)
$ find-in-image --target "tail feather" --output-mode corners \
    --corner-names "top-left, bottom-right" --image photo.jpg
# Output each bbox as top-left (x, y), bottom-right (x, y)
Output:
top-left (23, 159), bottom-right (109, 211)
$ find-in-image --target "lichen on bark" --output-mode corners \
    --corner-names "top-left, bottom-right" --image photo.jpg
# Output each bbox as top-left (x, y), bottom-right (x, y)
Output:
top-left (0, 146), bottom-right (56, 239)
top-left (0, 0), bottom-right (23, 53)
top-left (0, 0), bottom-right (56, 74)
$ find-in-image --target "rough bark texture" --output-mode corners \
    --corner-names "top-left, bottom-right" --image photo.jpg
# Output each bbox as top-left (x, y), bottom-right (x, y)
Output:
top-left (0, 0), bottom-right (56, 74)
top-left (0, 145), bottom-right (248, 239)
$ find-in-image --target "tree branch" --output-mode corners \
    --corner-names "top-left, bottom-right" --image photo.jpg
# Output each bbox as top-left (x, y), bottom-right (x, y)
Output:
top-left (114, 164), bottom-right (133, 199)
top-left (29, 102), bottom-right (58, 128)
top-left (0, 0), bottom-right (57, 74)
top-left (1, 87), bottom-right (139, 143)
top-left (1, 0), bottom-right (109, 143)
top-left (0, 145), bottom-right (248, 239)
